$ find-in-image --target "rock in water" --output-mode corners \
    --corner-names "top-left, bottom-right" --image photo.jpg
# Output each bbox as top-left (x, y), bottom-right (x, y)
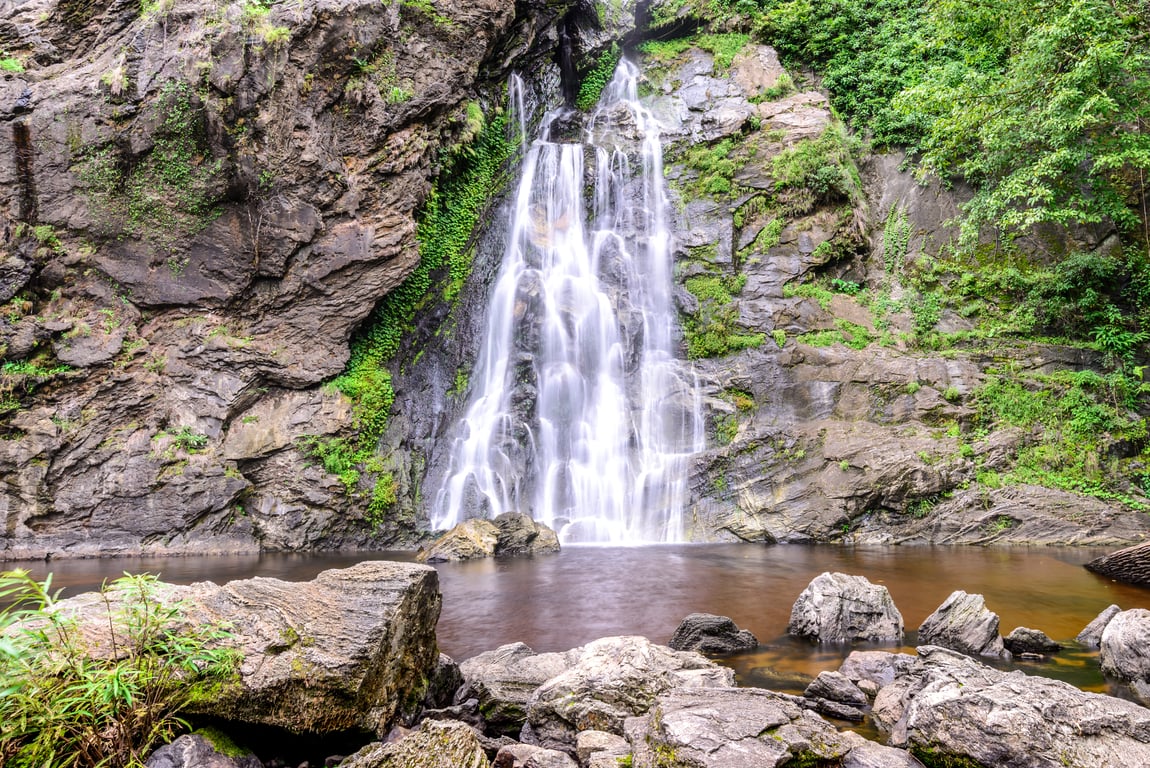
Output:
top-left (339, 720), bottom-right (487, 768)
top-left (418, 519), bottom-right (501, 562)
top-left (667, 612), bottom-right (758, 654)
top-left (876, 645), bottom-right (1150, 768)
top-left (146, 734), bottom-right (262, 768)
top-left (917, 590), bottom-right (1008, 658)
top-left (418, 515), bottom-right (560, 562)
top-left (1085, 541), bottom-right (1150, 586)
top-left (523, 636), bottom-right (735, 753)
top-left (787, 572), bottom-right (904, 643)
top-left (492, 512), bottom-right (561, 556)
top-left (1003, 626), bottom-right (1060, 655)
top-left (1099, 609), bottom-right (1150, 693)
top-left (1076, 604), bottom-right (1121, 647)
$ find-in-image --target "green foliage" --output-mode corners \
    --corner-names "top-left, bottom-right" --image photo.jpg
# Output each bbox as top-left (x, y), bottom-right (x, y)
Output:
top-left (0, 54), bottom-right (23, 73)
top-left (677, 139), bottom-right (739, 199)
top-left (76, 80), bottom-right (223, 250)
top-left (168, 427), bottom-right (207, 453)
top-left (771, 124), bottom-right (860, 214)
top-left (714, 413), bottom-right (738, 445)
top-left (783, 281), bottom-right (834, 310)
top-left (0, 571), bottom-right (239, 768)
top-left (695, 33), bottom-right (751, 70)
top-left (683, 273), bottom-right (764, 358)
top-left (313, 99), bottom-right (518, 524)
top-left (576, 44), bottom-right (621, 111)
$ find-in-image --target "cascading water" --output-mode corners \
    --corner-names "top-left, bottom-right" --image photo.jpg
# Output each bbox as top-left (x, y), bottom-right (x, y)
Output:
top-left (432, 61), bottom-right (704, 544)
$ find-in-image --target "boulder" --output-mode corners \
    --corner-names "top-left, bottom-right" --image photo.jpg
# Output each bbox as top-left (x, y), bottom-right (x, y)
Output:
top-left (838, 651), bottom-right (917, 690)
top-left (48, 562), bottom-right (441, 736)
top-left (804, 670), bottom-right (868, 706)
top-left (917, 590), bottom-right (1008, 658)
top-left (418, 515), bottom-right (561, 563)
top-left (575, 730), bottom-right (630, 767)
top-left (787, 572), bottom-right (904, 643)
top-left (1076, 604), bottom-right (1121, 647)
top-left (1085, 541), bottom-right (1150, 586)
top-left (493, 743), bottom-right (579, 768)
top-left (622, 687), bottom-right (918, 768)
top-left (876, 645), bottom-right (1150, 768)
top-left (491, 512), bottom-right (562, 557)
top-left (667, 612), bottom-right (758, 654)
top-left (418, 519), bottom-right (501, 562)
top-left (1003, 627), bottom-right (1061, 656)
top-left (1099, 608), bottom-right (1150, 689)
top-left (524, 636), bottom-right (735, 753)
top-left (339, 720), bottom-right (487, 768)
top-left (458, 642), bottom-right (580, 736)
top-left (424, 653), bottom-right (464, 709)
top-left (146, 734), bottom-right (262, 768)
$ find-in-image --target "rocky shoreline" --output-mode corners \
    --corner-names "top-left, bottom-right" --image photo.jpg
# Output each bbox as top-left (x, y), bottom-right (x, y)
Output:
top-left (14, 560), bottom-right (1148, 768)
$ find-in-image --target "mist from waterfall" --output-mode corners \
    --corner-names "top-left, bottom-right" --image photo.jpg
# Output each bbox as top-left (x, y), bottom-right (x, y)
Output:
top-left (431, 62), bottom-right (703, 544)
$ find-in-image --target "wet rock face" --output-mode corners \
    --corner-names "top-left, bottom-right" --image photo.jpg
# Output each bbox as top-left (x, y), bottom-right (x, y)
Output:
top-left (917, 591), bottom-right (1008, 659)
top-left (0, 0), bottom-right (576, 557)
top-left (787, 572), bottom-right (904, 644)
top-left (1099, 609), bottom-right (1150, 692)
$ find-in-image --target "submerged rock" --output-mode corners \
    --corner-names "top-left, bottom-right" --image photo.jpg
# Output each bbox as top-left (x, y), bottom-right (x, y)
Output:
top-left (917, 590), bottom-right (1008, 659)
top-left (667, 612), bottom-right (758, 654)
top-left (787, 572), bottom-right (904, 643)
top-left (1076, 603), bottom-right (1121, 647)
top-left (340, 720), bottom-right (487, 768)
top-left (876, 645), bottom-right (1150, 768)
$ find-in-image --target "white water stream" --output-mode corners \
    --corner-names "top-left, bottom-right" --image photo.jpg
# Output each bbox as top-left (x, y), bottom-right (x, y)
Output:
top-left (432, 62), bottom-right (703, 544)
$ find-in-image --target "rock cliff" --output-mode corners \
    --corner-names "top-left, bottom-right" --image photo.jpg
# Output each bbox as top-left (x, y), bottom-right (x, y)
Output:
top-left (3, 0), bottom-right (1148, 556)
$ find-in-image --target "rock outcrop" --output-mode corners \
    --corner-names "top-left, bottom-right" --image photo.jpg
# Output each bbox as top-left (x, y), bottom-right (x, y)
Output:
top-left (667, 612), bottom-right (758, 654)
top-left (145, 734), bottom-right (262, 768)
top-left (874, 645), bottom-right (1150, 768)
top-left (787, 572), bottom-right (904, 643)
top-left (1086, 541), bottom-right (1150, 586)
top-left (47, 562), bottom-right (442, 735)
top-left (458, 642), bottom-right (581, 737)
top-left (917, 590), bottom-right (1008, 659)
top-left (1003, 626), bottom-right (1060, 656)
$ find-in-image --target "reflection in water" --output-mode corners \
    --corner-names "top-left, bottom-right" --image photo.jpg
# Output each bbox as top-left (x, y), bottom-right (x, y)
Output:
top-left (13, 544), bottom-right (1150, 695)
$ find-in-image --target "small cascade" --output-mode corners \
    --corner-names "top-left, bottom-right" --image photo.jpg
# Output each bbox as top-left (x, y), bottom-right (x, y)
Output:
top-left (432, 61), bottom-right (703, 544)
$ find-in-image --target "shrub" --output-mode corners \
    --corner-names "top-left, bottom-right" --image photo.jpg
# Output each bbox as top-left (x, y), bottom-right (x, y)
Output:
top-left (0, 571), bottom-right (238, 768)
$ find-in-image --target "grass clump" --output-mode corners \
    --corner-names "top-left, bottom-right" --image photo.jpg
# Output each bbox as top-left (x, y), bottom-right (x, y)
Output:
top-left (683, 273), bottom-right (764, 358)
top-left (0, 571), bottom-right (239, 768)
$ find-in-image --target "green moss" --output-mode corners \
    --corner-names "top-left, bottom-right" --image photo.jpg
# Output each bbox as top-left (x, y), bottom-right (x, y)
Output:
top-left (193, 727), bottom-right (251, 759)
top-left (683, 273), bottom-right (764, 358)
top-left (576, 44), bottom-right (621, 111)
top-left (305, 97), bottom-right (518, 527)
top-left (910, 745), bottom-right (989, 768)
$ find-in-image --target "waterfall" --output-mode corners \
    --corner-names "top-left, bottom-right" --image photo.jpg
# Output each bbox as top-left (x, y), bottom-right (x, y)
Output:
top-left (432, 61), bottom-right (703, 544)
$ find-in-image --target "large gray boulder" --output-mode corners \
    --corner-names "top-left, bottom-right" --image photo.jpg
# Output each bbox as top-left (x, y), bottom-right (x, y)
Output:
top-left (623, 687), bottom-right (923, 768)
top-left (787, 572), bottom-right (904, 643)
top-left (46, 562), bottom-right (441, 736)
top-left (1099, 608), bottom-right (1150, 693)
top-left (339, 720), bottom-right (487, 768)
top-left (917, 590), bottom-right (1008, 658)
top-left (876, 645), bottom-right (1150, 768)
top-left (667, 612), bottom-right (758, 654)
top-left (146, 734), bottom-right (261, 768)
top-left (1077, 604), bottom-right (1121, 647)
top-left (458, 642), bottom-right (581, 737)
top-left (523, 636), bottom-right (735, 754)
